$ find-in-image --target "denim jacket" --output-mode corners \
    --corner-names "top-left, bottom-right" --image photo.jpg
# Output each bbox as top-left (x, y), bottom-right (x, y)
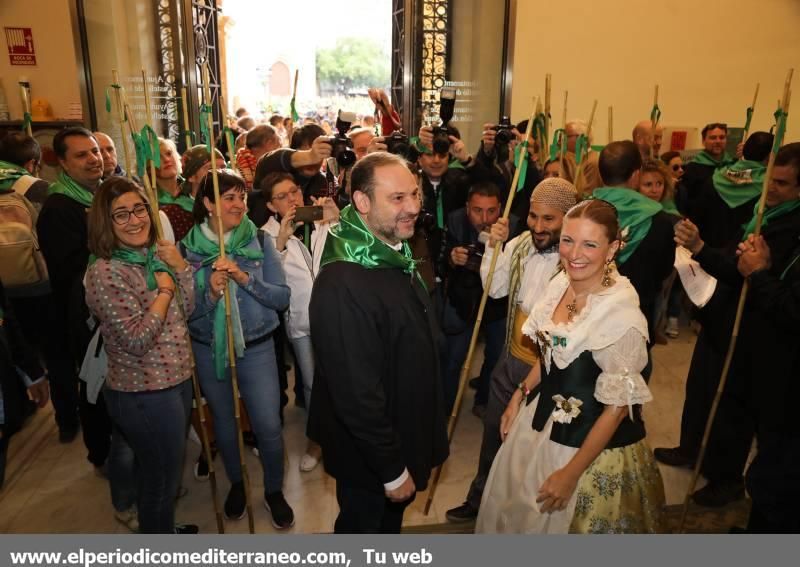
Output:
top-left (183, 231), bottom-right (290, 345)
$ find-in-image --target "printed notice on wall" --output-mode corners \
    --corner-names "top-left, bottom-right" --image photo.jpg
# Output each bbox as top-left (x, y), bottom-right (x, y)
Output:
top-left (4, 27), bottom-right (36, 66)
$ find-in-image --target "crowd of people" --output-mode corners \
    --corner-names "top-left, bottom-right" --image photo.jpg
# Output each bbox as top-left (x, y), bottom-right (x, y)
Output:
top-left (0, 85), bottom-right (798, 535)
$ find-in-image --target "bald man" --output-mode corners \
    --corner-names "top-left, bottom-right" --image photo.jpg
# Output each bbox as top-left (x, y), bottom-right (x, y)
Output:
top-left (632, 120), bottom-right (664, 160)
top-left (93, 131), bottom-right (125, 178)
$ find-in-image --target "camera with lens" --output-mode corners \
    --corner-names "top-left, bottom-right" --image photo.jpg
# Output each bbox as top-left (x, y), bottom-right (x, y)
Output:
top-left (331, 110), bottom-right (357, 167)
top-left (430, 87), bottom-right (457, 155)
top-left (492, 116), bottom-right (515, 145)
top-left (385, 130), bottom-right (420, 162)
top-left (416, 210), bottom-right (437, 232)
top-left (463, 242), bottom-right (485, 273)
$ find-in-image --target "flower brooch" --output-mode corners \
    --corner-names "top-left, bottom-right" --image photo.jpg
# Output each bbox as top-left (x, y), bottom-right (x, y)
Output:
top-left (552, 395), bottom-right (583, 424)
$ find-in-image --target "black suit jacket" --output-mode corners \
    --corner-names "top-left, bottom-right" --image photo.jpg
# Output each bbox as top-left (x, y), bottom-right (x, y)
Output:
top-left (308, 261), bottom-right (449, 493)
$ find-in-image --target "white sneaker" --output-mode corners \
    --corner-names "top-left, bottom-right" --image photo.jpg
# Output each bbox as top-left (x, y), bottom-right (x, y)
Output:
top-left (299, 453), bottom-right (320, 472)
top-left (665, 317), bottom-right (679, 338)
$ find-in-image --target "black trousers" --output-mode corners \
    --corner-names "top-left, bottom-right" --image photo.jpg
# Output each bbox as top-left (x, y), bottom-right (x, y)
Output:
top-left (334, 480), bottom-right (414, 534)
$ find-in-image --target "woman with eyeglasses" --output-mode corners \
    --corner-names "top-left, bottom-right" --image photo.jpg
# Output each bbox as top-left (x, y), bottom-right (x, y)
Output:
top-left (182, 170), bottom-right (294, 529)
top-left (84, 177), bottom-right (196, 534)
top-left (258, 171), bottom-right (339, 473)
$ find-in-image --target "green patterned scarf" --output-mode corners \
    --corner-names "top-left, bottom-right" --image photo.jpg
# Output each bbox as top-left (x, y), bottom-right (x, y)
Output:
top-left (691, 150), bottom-right (736, 168)
top-left (157, 183), bottom-right (194, 213)
top-left (49, 171), bottom-right (94, 208)
top-left (711, 159), bottom-right (765, 209)
top-left (110, 246), bottom-right (174, 290)
top-left (182, 218), bottom-right (264, 380)
top-left (320, 204), bottom-right (425, 288)
top-left (592, 187), bottom-right (663, 265)
top-left (0, 160), bottom-right (28, 191)
top-left (742, 199), bottom-right (800, 241)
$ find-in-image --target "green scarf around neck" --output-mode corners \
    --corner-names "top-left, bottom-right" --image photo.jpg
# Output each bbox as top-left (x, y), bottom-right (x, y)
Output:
top-left (711, 159), bottom-right (765, 209)
top-left (741, 199), bottom-right (800, 241)
top-left (0, 160), bottom-right (28, 191)
top-left (692, 150), bottom-right (735, 168)
top-left (109, 246), bottom-right (174, 290)
top-left (182, 218), bottom-right (263, 380)
top-left (49, 171), bottom-right (94, 208)
top-left (158, 184), bottom-right (194, 213)
top-left (592, 187), bottom-right (663, 265)
top-left (320, 204), bottom-right (425, 289)
top-left (661, 198), bottom-right (680, 217)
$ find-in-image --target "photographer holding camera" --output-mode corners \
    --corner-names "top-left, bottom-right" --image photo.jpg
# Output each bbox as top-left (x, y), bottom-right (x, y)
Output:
top-left (441, 182), bottom-right (517, 417)
top-left (474, 118), bottom-right (543, 224)
top-left (251, 124), bottom-right (332, 225)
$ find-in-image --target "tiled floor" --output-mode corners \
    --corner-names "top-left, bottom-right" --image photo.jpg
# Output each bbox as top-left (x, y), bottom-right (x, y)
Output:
top-left (1, 329), bottom-right (704, 534)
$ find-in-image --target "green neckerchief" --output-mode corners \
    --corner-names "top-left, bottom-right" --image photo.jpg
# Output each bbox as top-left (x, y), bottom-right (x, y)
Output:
top-left (742, 199), bottom-right (800, 241)
top-left (661, 198), bottom-right (680, 217)
top-left (691, 150), bottom-right (735, 168)
top-left (49, 171), bottom-right (94, 208)
top-left (320, 204), bottom-right (425, 289)
top-left (592, 187), bottom-right (663, 265)
top-left (158, 184), bottom-right (194, 213)
top-left (182, 218), bottom-right (263, 380)
top-left (0, 160), bottom-right (28, 191)
top-left (711, 159), bottom-right (765, 209)
top-left (109, 246), bottom-right (174, 290)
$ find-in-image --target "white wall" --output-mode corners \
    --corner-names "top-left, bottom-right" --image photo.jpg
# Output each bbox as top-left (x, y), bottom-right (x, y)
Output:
top-left (0, 0), bottom-right (81, 121)
top-left (509, 0), bottom-right (800, 149)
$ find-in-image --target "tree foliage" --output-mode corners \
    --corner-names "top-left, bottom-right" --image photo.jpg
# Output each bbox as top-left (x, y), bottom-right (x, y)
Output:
top-left (316, 37), bottom-right (390, 95)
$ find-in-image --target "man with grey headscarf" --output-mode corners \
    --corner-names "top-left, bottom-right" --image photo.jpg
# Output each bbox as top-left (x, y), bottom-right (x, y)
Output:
top-left (446, 177), bottom-right (578, 523)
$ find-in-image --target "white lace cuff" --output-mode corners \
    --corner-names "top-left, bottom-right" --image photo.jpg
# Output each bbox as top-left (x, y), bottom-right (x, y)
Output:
top-left (595, 369), bottom-right (653, 417)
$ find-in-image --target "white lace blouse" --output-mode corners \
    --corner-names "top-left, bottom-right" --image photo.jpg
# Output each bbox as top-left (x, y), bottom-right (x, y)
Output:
top-left (522, 270), bottom-right (653, 414)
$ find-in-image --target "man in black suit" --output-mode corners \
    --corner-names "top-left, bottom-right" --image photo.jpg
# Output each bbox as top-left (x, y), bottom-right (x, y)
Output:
top-left (308, 152), bottom-right (449, 533)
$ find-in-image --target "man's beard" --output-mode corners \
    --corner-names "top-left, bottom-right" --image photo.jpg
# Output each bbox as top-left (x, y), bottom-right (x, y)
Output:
top-left (530, 229), bottom-right (559, 251)
top-left (372, 212), bottom-right (418, 244)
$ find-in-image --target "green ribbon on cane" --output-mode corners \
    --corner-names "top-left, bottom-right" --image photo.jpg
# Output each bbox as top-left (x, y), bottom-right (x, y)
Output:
top-left (650, 104), bottom-right (661, 125)
top-left (199, 104), bottom-right (214, 152)
top-left (513, 141), bottom-right (529, 192)
top-left (772, 108), bottom-right (788, 153)
top-left (21, 112), bottom-right (32, 134)
top-left (222, 126), bottom-right (236, 161)
top-left (744, 106), bottom-right (754, 134)
top-left (131, 125), bottom-right (161, 178)
top-left (575, 134), bottom-right (589, 166)
top-left (549, 128), bottom-right (565, 162)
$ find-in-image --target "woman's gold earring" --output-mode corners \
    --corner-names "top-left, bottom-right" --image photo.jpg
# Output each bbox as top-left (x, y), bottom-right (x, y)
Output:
top-left (602, 260), bottom-right (613, 287)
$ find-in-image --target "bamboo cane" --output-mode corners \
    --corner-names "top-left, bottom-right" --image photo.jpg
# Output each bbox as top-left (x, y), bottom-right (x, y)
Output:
top-left (18, 78), bottom-right (32, 137)
top-left (111, 70), bottom-right (133, 181)
top-left (141, 70), bottom-right (158, 191)
top-left (119, 75), bottom-right (226, 532)
top-left (678, 68), bottom-right (793, 533)
top-left (558, 91), bottom-right (568, 177)
top-left (535, 98), bottom-right (546, 167)
top-left (181, 86), bottom-right (193, 151)
top-left (424, 99), bottom-right (541, 516)
top-left (574, 100), bottom-right (598, 196)
top-left (544, 74), bottom-right (552, 146)
top-left (202, 62), bottom-right (255, 534)
top-left (741, 83), bottom-right (760, 146)
top-left (650, 85), bottom-right (659, 159)
top-left (219, 94), bottom-right (238, 174)
top-left (608, 106), bottom-right (613, 144)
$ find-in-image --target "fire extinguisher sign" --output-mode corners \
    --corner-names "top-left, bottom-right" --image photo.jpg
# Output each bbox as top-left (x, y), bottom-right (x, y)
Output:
top-left (5, 27), bottom-right (37, 66)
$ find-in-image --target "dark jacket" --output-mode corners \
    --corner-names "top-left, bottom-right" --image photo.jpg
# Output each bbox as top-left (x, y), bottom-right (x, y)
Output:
top-left (686, 177), bottom-right (758, 250)
top-left (676, 161), bottom-right (716, 215)
top-left (1, 281), bottom-right (44, 434)
top-left (308, 261), bottom-right (449, 493)
top-left (36, 192), bottom-right (93, 359)
top-left (443, 207), bottom-right (509, 325)
top-left (420, 169), bottom-right (471, 280)
top-left (617, 211), bottom-right (675, 345)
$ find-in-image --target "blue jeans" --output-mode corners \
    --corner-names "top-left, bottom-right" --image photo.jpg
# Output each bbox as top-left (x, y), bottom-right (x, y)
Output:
top-left (108, 423), bottom-right (137, 513)
top-left (289, 335), bottom-right (314, 416)
top-left (194, 338), bottom-right (285, 493)
top-left (103, 380), bottom-right (192, 533)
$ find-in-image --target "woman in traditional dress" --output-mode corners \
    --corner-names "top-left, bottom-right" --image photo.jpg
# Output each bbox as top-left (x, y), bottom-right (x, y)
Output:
top-left (476, 198), bottom-right (665, 534)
